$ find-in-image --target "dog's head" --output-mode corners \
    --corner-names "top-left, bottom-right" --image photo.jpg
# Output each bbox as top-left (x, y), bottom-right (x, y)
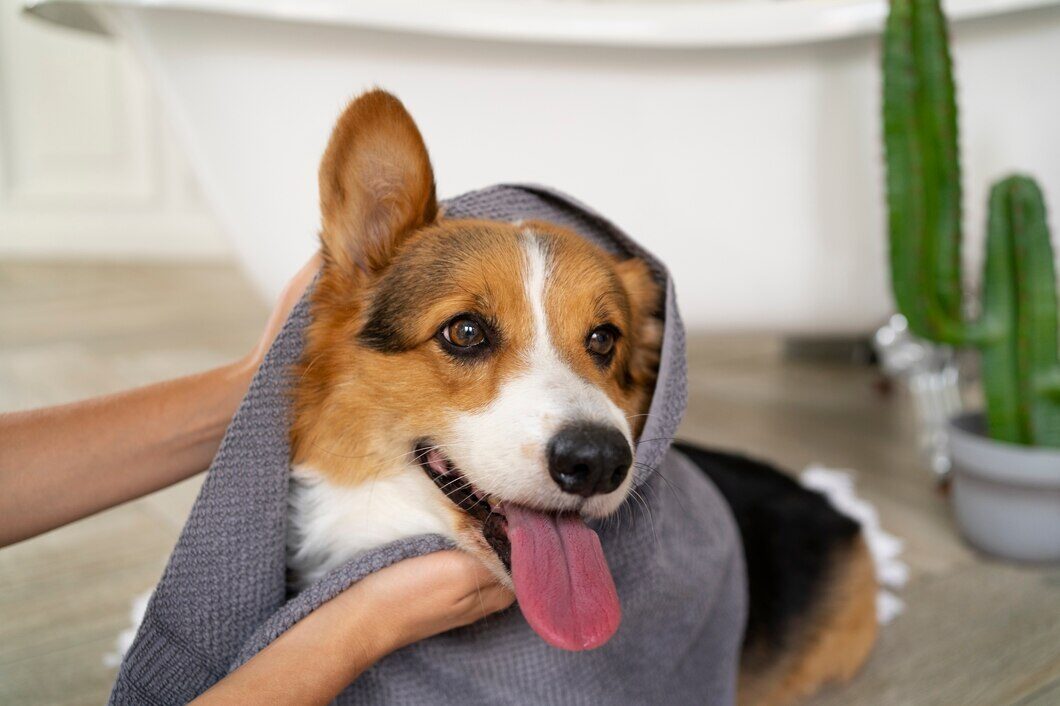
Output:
top-left (292, 90), bottom-right (661, 650)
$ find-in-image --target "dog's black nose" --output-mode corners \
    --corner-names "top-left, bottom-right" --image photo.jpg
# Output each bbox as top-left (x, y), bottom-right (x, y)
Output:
top-left (547, 423), bottom-right (632, 497)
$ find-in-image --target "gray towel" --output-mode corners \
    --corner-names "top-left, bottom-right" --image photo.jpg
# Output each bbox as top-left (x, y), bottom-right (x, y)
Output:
top-left (111, 184), bottom-right (746, 705)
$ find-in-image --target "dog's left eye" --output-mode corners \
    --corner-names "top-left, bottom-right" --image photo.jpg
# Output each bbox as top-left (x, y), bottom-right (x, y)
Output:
top-left (443, 318), bottom-right (485, 348)
top-left (587, 325), bottom-right (617, 358)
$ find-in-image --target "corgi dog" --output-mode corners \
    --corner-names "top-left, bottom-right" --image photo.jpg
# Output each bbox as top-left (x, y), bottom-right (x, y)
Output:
top-left (287, 89), bottom-right (877, 703)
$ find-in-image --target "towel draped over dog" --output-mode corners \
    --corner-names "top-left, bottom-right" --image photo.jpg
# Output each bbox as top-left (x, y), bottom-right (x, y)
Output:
top-left (110, 185), bottom-right (747, 705)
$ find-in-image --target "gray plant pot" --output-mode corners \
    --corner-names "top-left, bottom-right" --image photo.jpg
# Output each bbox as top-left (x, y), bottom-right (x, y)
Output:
top-left (948, 412), bottom-right (1060, 563)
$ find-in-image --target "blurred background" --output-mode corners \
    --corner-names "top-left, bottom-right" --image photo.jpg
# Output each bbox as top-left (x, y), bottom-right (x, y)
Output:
top-left (1, 0), bottom-right (1059, 703)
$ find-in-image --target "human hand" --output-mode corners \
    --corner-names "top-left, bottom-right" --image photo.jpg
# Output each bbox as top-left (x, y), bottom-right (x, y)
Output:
top-left (351, 550), bottom-right (516, 655)
top-left (239, 253), bottom-right (322, 378)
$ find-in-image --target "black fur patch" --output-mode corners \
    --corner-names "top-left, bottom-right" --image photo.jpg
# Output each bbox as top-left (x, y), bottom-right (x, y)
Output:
top-left (358, 255), bottom-right (456, 352)
top-left (357, 225), bottom-right (506, 353)
top-left (673, 442), bottom-right (861, 653)
top-left (358, 296), bottom-right (418, 353)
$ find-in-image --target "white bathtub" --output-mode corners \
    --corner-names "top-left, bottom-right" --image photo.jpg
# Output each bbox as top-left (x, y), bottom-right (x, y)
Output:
top-left (27, 0), bottom-right (1060, 332)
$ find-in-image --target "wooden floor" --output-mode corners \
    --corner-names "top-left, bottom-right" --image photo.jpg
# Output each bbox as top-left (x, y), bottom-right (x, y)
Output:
top-left (1, 261), bottom-right (1057, 705)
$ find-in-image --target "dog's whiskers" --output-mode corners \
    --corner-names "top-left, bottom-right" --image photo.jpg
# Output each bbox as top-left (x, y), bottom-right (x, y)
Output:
top-left (633, 462), bottom-right (689, 516)
top-left (634, 436), bottom-right (677, 446)
top-left (630, 487), bottom-right (659, 548)
top-left (439, 475), bottom-right (473, 495)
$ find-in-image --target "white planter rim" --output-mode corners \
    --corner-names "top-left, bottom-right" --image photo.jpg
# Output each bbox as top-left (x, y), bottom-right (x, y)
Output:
top-left (949, 411), bottom-right (1060, 489)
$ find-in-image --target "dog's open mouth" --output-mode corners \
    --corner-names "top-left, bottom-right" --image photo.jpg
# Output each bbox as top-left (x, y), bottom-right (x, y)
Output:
top-left (414, 441), bottom-right (622, 651)
top-left (415, 442), bottom-right (512, 570)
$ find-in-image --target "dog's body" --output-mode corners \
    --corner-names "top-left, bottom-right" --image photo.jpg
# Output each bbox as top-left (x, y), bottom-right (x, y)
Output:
top-left (676, 445), bottom-right (878, 705)
top-left (287, 89), bottom-right (877, 703)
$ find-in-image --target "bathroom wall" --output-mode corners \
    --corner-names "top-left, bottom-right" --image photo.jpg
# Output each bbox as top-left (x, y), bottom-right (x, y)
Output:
top-left (0, 0), bottom-right (226, 259)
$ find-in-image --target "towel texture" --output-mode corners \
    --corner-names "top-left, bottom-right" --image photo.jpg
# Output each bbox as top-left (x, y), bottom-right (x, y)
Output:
top-left (111, 184), bottom-right (746, 705)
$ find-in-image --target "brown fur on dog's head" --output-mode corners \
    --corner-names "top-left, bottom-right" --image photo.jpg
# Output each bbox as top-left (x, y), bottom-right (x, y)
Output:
top-left (291, 89), bottom-right (660, 507)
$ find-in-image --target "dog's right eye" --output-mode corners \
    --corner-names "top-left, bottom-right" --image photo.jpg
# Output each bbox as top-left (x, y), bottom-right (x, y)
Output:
top-left (444, 318), bottom-right (485, 348)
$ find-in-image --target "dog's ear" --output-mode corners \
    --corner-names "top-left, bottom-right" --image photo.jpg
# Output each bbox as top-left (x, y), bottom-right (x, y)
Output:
top-left (615, 256), bottom-right (662, 333)
top-left (318, 89), bottom-right (437, 274)
top-left (615, 256), bottom-right (663, 430)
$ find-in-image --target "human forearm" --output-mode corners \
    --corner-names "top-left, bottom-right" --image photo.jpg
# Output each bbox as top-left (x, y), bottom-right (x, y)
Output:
top-left (0, 359), bottom-right (254, 546)
top-left (190, 551), bottom-right (514, 705)
top-left (0, 255), bottom-right (319, 548)
top-left (191, 577), bottom-right (390, 706)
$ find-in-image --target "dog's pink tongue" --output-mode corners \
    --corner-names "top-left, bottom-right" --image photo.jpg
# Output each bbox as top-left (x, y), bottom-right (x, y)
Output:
top-left (503, 503), bottom-right (621, 651)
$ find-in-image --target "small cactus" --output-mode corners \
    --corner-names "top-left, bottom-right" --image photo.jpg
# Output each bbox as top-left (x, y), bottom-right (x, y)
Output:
top-left (883, 0), bottom-right (1060, 446)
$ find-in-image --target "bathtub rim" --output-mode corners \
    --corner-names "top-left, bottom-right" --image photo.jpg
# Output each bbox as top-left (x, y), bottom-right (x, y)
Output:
top-left (24, 0), bottom-right (1060, 49)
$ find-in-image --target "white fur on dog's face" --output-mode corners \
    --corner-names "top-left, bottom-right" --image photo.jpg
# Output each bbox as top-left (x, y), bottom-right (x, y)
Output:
top-left (442, 232), bottom-right (634, 518)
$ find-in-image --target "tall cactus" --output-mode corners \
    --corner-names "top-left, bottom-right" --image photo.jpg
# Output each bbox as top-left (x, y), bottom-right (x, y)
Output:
top-left (883, 0), bottom-right (1060, 446)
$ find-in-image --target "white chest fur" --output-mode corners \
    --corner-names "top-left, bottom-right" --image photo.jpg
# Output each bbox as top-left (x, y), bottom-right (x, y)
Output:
top-left (287, 464), bottom-right (457, 588)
